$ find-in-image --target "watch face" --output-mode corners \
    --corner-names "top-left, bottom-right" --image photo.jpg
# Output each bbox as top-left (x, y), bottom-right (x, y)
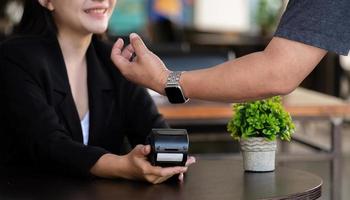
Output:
top-left (165, 86), bottom-right (187, 104)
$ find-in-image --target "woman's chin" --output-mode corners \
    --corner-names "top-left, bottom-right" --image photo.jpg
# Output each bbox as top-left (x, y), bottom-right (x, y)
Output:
top-left (92, 30), bottom-right (107, 35)
top-left (85, 25), bottom-right (108, 35)
top-left (91, 29), bottom-right (108, 35)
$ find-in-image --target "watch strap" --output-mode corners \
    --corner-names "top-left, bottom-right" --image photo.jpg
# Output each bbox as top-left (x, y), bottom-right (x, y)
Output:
top-left (165, 71), bottom-right (189, 103)
top-left (166, 71), bottom-right (184, 86)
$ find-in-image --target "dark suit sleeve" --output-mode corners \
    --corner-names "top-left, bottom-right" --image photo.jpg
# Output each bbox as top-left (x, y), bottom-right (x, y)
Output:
top-left (1, 47), bottom-right (108, 176)
top-left (124, 85), bottom-right (169, 146)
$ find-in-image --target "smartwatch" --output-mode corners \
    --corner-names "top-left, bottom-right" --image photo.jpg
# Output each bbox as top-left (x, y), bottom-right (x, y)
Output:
top-left (165, 71), bottom-right (189, 104)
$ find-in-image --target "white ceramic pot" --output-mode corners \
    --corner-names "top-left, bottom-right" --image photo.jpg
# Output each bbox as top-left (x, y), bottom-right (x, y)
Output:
top-left (240, 137), bottom-right (277, 172)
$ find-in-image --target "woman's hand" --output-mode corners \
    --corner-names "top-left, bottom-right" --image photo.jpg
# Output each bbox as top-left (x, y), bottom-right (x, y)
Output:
top-left (178, 156), bottom-right (196, 182)
top-left (121, 145), bottom-right (194, 184)
top-left (111, 33), bottom-right (169, 95)
top-left (91, 145), bottom-right (195, 184)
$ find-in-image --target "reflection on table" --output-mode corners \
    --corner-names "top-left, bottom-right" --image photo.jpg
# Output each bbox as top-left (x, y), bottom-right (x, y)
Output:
top-left (0, 159), bottom-right (322, 200)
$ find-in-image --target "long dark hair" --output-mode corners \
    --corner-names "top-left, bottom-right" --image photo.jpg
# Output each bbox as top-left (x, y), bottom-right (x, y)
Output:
top-left (14, 0), bottom-right (57, 35)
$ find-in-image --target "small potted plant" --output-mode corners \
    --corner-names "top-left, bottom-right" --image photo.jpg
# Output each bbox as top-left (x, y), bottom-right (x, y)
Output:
top-left (227, 96), bottom-right (295, 172)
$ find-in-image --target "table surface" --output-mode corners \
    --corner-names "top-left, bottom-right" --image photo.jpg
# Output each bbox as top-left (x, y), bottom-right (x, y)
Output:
top-left (155, 87), bottom-right (350, 121)
top-left (0, 159), bottom-right (322, 200)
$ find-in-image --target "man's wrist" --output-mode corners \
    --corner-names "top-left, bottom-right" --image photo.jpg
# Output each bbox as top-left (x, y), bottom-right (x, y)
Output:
top-left (178, 71), bottom-right (188, 98)
top-left (159, 69), bottom-right (170, 95)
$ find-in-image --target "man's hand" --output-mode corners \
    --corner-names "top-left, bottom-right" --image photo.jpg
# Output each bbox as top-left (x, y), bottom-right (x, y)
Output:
top-left (111, 33), bottom-right (170, 95)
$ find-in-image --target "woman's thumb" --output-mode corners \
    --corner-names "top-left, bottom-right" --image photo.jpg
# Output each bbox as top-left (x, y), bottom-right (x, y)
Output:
top-left (133, 144), bottom-right (151, 157)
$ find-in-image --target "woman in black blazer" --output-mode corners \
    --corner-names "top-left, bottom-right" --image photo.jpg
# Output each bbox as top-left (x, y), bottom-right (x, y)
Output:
top-left (0, 0), bottom-right (194, 183)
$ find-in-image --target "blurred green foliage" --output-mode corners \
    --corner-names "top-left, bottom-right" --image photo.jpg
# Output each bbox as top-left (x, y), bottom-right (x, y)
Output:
top-left (255, 0), bottom-right (282, 35)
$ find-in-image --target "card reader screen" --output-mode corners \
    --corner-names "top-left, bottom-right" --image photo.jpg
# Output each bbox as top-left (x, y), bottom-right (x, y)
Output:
top-left (156, 153), bottom-right (183, 162)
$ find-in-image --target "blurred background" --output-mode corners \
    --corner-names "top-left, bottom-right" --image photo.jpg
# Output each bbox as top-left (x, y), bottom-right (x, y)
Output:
top-left (2, 0), bottom-right (350, 98)
top-left (1, 1), bottom-right (350, 199)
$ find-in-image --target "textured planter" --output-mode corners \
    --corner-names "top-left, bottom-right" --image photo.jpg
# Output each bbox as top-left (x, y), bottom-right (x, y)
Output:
top-left (240, 137), bottom-right (277, 172)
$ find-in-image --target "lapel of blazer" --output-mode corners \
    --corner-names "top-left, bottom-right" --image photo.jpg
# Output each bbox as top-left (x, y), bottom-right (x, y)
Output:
top-left (46, 33), bottom-right (83, 143)
top-left (86, 42), bottom-right (115, 145)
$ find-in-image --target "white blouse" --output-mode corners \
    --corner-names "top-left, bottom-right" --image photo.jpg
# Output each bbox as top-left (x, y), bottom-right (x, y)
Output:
top-left (80, 111), bottom-right (90, 145)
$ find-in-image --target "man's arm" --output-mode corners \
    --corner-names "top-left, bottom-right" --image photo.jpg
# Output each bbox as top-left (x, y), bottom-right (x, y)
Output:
top-left (181, 37), bottom-right (327, 102)
top-left (111, 34), bottom-right (327, 102)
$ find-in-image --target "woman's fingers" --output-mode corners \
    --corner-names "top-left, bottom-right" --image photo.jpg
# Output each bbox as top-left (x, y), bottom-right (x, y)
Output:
top-left (150, 175), bottom-right (174, 184)
top-left (144, 164), bottom-right (187, 177)
top-left (128, 145), bottom-right (194, 184)
top-left (186, 156), bottom-right (196, 166)
top-left (143, 162), bottom-right (187, 183)
top-left (176, 157), bottom-right (196, 182)
top-left (141, 156), bottom-right (193, 183)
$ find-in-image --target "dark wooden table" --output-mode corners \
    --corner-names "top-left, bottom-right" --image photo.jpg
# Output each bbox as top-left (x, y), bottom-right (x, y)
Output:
top-left (0, 159), bottom-right (322, 200)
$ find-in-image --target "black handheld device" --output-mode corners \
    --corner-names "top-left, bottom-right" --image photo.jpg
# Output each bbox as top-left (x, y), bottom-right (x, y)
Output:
top-left (146, 129), bottom-right (189, 167)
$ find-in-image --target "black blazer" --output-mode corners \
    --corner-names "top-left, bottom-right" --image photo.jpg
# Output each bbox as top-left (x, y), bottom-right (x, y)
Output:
top-left (0, 32), bottom-right (167, 175)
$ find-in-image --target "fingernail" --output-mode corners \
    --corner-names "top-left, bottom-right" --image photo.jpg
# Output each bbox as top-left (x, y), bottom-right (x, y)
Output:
top-left (130, 33), bottom-right (138, 39)
top-left (143, 145), bottom-right (150, 154)
top-left (191, 157), bottom-right (196, 163)
top-left (178, 173), bottom-right (184, 181)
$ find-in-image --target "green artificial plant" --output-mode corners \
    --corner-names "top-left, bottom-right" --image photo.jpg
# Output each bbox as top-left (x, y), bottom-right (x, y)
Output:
top-left (227, 96), bottom-right (295, 141)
